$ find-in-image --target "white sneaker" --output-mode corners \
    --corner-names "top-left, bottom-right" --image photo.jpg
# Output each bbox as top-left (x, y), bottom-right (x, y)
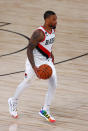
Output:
top-left (8, 97), bottom-right (18, 118)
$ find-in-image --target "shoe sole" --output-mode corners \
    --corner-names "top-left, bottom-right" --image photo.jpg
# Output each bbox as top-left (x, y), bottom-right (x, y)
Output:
top-left (39, 112), bottom-right (56, 123)
top-left (12, 115), bottom-right (18, 118)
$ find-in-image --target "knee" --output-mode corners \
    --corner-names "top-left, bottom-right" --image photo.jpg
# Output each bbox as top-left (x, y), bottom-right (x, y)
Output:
top-left (51, 73), bottom-right (57, 83)
top-left (49, 75), bottom-right (57, 88)
top-left (23, 78), bottom-right (31, 87)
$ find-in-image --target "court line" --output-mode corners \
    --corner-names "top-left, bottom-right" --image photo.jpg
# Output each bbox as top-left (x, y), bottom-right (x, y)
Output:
top-left (0, 23), bottom-right (88, 76)
top-left (55, 52), bottom-right (88, 65)
top-left (0, 52), bottom-right (88, 76)
top-left (0, 22), bottom-right (11, 27)
top-left (0, 29), bottom-right (30, 58)
top-left (0, 23), bottom-right (30, 57)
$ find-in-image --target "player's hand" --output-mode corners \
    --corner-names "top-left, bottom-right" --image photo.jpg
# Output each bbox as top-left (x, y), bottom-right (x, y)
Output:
top-left (33, 66), bottom-right (41, 79)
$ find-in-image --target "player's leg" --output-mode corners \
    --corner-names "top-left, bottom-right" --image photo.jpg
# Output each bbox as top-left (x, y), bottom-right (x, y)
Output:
top-left (39, 59), bottom-right (57, 122)
top-left (8, 59), bottom-right (36, 118)
top-left (13, 76), bottom-right (32, 99)
top-left (43, 68), bottom-right (57, 113)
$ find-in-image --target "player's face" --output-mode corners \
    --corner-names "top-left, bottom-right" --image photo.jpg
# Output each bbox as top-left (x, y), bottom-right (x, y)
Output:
top-left (49, 15), bottom-right (57, 29)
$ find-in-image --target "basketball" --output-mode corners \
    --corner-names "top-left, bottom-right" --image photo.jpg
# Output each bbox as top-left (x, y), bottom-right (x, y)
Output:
top-left (38, 64), bottom-right (52, 79)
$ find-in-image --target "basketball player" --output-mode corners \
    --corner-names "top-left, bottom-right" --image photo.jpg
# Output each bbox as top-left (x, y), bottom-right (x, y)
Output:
top-left (8, 10), bottom-right (57, 123)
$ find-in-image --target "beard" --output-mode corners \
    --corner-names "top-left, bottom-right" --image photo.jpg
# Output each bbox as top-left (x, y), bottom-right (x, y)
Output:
top-left (50, 24), bottom-right (56, 29)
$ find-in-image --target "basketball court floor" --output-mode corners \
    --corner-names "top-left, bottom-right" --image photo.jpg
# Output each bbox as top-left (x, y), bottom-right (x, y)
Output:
top-left (0, 0), bottom-right (88, 130)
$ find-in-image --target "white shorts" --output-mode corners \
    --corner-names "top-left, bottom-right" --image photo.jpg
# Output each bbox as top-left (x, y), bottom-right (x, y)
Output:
top-left (24, 57), bottom-right (57, 82)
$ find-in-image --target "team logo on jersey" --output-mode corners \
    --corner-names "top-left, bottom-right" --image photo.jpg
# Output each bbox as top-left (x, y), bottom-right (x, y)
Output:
top-left (45, 37), bottom-right (55, 45)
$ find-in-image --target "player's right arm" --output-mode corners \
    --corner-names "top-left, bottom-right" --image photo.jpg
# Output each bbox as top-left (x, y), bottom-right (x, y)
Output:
top-left (27, 29), bottom-right (44, 78)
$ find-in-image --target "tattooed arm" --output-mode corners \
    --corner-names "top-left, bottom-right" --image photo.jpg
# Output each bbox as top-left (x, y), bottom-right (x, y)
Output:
top-left (27, 29), bottom-right (44, 77)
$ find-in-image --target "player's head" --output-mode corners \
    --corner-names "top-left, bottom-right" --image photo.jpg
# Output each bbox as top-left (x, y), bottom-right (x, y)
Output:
top-left (44, 10), bottom-right (57, 29)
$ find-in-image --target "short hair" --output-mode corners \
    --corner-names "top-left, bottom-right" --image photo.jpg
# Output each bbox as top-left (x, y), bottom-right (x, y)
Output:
top-left (44, 10), bottom-right (56, 20)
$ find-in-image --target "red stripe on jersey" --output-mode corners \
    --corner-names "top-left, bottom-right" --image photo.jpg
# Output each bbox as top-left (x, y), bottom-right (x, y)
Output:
top-left (38, 43), bottom-right (51, 57)
top-left (41, 26), bottom-right (52, 34)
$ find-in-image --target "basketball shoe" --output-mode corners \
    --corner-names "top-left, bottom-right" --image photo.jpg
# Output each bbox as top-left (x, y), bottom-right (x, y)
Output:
top-left (39, 107), bottom-right (56, 123)
top-left (8, 97), bottom-right (18, 118)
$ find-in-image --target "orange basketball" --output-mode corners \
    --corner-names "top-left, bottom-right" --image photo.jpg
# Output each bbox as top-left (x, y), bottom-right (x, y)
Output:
top-left (38, 64), bottom-right (52, 80)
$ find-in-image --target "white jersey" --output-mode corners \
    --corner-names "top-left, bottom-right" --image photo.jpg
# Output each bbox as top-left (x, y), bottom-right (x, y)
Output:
top-left (25, 26), bottom-right (57, 79)
top-left (33, 26), bottom-right (55, 62)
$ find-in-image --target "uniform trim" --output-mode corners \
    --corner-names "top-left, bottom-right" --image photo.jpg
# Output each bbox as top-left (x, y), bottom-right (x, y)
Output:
top-left (36, 43), bottom-right (51, 58)
top-left (41, 26), bottom-right (52, 34)
top-left (35, 26), bottom-right (54, 59)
